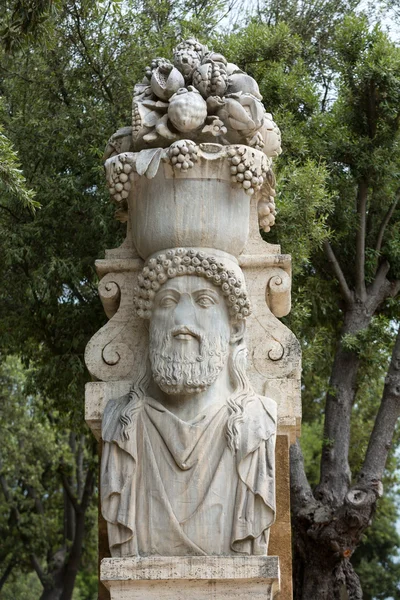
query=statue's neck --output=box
[148,364,233,422]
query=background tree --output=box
[1,1,400,599]
[0,358,97,600]
[220,5,400,597]
[0,1,240,598]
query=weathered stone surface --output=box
[101,556,280,600]
[100,261,277,557]
[269,435,293,600]
[85,36,303,600]
[85,250,301,441]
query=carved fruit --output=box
[168,88,207,133]
[226,62,242,76]
[151,63,184,101]
[227,73,262,99]
[192,61,228,98]
[262,113,282,157]
[174,41,204,83]
[202,51,227,68]
[105,154,134,206]
[228,145,269,196]
[167,139,199,171]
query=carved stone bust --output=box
[101,249,277,557]
[99,37,281,563]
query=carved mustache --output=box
[170,326,203,341]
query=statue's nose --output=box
[173,294,196,327]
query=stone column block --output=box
[101,556,280,600]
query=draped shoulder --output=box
[102,394,130,443]
[232,394,277,554]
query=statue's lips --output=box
[172,327,199,341]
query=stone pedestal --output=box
[101,556,280,600]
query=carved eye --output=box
[159,295,178,308]
[196,294,215,308]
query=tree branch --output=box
[69,3,114,104]
[0,203,21,222]
[359,327,400,489]
[76,435,86,501]
[367,263,400,315]
[374,197,398,260]
[290,441,317,515]
[366,260,391,311]
[30,554,47,588]
[323,239,353,305]
[315,303,376,506]
[59,470,79,513]
[80,463,95,512]
[0,560,15,592]
[355,179,368,300]
[26,484,45,516]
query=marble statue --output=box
[86,37,300,598]
[101,249,277,557]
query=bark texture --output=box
[292,278,400,598]
[292,174,400,598]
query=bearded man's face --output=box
[149,276,231,395]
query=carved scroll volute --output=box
[98,272,124,319]
[242,264,301,434]
[245,266,299,381]
[85,268,148,382]
[265,267,291,318]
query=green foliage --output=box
[71,570,97,600]
[0,0,60,51]
[274,160,334,274]
[0,118,38,210]
[0,1,400,597]
[1,571,43,599]
[0,356,97,596]
[352,494,400,600]
[300,420,324,486]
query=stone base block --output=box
[101,555,280,599]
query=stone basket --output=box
[127,144,268,260]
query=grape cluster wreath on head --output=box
[133,248,251,321]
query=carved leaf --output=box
[146,148,163,179]
[143,131,158,142]
[225,98,251,122]
[143,111,160,128]
[229,117,255,131]
[155,114,178,140]
[136,148,161,175]
[141,99,169,110]
[239,95,265,128]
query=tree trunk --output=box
[291,327,400,600]
[316,306,372,506]
[295,552,362,600]
[0,561,15,592]
[59,511,86,600]
[292,487,372,600]
[40,586,63,600]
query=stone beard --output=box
[149,322,229,395]
[101,270,277,558]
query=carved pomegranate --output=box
[192,61,228,98]
[150,60,184,101]
[168,88,207,132]
[173,38,204,83]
